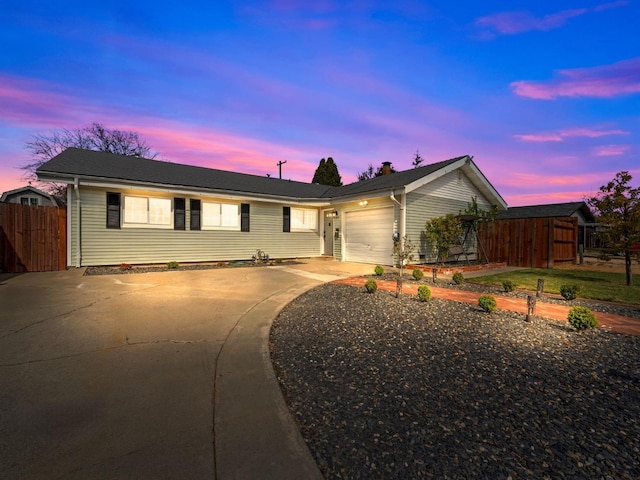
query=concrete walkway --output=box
[333,277,640,336]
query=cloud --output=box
[514,127,630,142]
[476,1,628,36]
[511,57,640,99]
[594,144,630,156]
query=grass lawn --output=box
[471,268,640,305]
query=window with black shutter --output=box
[174,198,186,230]
[190,199,201,230]
[283,206,291,232]
[241,203,250,232]
[106,192,121,229]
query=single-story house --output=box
[0,185,59,206]
[36,148,507,267]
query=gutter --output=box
[390,190,406,242]
[74,177,81,267]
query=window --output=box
[284,207,318,232]
[202,202,239,229]
[123,196,172,227]
[291,208,318,232]
[106,192,121,229]
[20,197,39,206]
[241,203,250,232]
[174,198,185,230]
[190,199,201,230]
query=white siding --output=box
[406,169,493,262]
[74,186,321,266]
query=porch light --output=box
[359,200,368,207]
[325,210,339,218]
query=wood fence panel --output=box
[479,216,577,268]
[0,204,67,273]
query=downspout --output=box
[74,177,81,268]
[390,190,406,241]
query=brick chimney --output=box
[381,161,392,176]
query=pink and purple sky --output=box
[1,0,638,206]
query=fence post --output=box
[536,278,544,298]
[432,268,438,283]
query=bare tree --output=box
[23,122,158,196]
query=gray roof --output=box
[322,157,465,198]
[36,148,470,201]
[498,202,595,222]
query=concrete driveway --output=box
[0,259,374,479]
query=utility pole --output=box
[277,160,287,179]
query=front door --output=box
[323,212,334,256]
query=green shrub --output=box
[275,258,283,264]
[365,279,378,293]
[417,284,431,302]
[560,283,580,301]
[374,265,384,276]
[167,261,179,269]
[412,268,424,281]
[478,294,497,313]
[452,272,464,285]
[502,280,515,293]
[568,306,598,330]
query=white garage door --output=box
[344,207,394,265]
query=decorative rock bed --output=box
[270,282,640,480]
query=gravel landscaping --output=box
[270,282,640,479]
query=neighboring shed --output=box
[0,185,59,206]
[478,202,595,268]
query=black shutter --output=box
[283,206,290,232]
[241,203,250,232]
[174,198,185,230]
[106,192,121,229]
[190,199,201,230]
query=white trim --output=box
[66,187,72,267]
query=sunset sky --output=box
[1,0,638,206]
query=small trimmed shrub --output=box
[417,284,431,302]
[365,279,378,293]
[412,268,424,281]
[374,265,384,276]
[452,272,464,285]
[560,283,580,301]
[478,294,497,313]
[119,263,132,271]
[167,261,179,269]
[275,258,283,264]
[502,280,515,293]
[568,306,598,331]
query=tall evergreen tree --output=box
[312,157,342,186]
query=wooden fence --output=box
[478,217,577,268]
[0,204,67,272]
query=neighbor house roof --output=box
[498,202,595,222]
[36,148,506,207]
